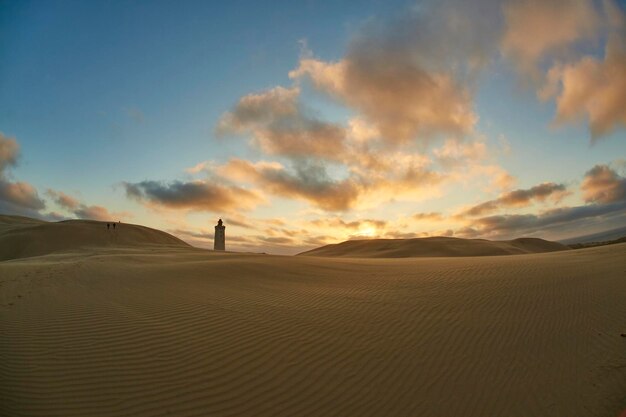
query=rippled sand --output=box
[2,243,625,416]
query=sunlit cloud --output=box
[47,189,131,221]
[0,133,46,215]
[503,0,626,139]
[541,33,626,139]
[502,0,602,79]
[217,86,348,161]
[217,159,361,211]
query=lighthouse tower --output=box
[214,219,225,251]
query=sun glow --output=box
[358,227,377,237]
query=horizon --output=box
[1,0,626,254]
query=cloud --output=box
[73,205,124,221]
[216,86,299,133]
[46,189,130,221]
[463,182,568,216]
[168,228,214,241]
[541,33,626,139]
[581,164,626,204]
[413,212,443,221]
[463,200,626,238]
[216,86,347,161]
[223,217,255,229]
[124,179,263,212]
[125,107,145,124]
[433,139,488,168]
[217,156,445,212]
[289,18,480,143]
[46,189,80,210]
[502,0,626,139]
[286,0,510,144]
[456,162,626,239]
[0,133,46,214]
[0,134,19,171]
[309,217,387,231]
[0,181,46,211]
[255,236,294,245]
[218,159,360,211]
[200,0,518,217]
[501,0,602,78]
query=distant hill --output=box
[559,225,626,245]
[0,215,189,261]
[568,236,626,250]
[298,236,570,258]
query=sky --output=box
[1,0,625,254]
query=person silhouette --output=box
[107,223,110,230]
[113,223,116,230]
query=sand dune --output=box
[299,236,570,258]
[0,215,189,261]
[1,217,625,416]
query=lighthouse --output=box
[214,219,225,251]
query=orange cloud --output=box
[0,133,19,171]
[217,159,361,211]
[287,1,500,144]
[0,133,46,214]
[46,189,131,221]
[542,34,626,139]
[413,212,443,221]
[290,58,476,143]
[216,155,445,212]
[46,189,80,210]
[502,0,601,78]
[216,86,347,161]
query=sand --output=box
[299,236,570,258]
[1,216,625,416]
[0,216,188,262]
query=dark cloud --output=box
[124,179,263,212]
[224,217,255,229]
[581,164,626,204]
[463,182,567,216]
[462,200,626,238]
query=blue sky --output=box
[1,0,625,253]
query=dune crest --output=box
[298,236,570,258]
[0,215,189,261]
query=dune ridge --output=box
[298,236,569,258]
[0,215,189,261]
